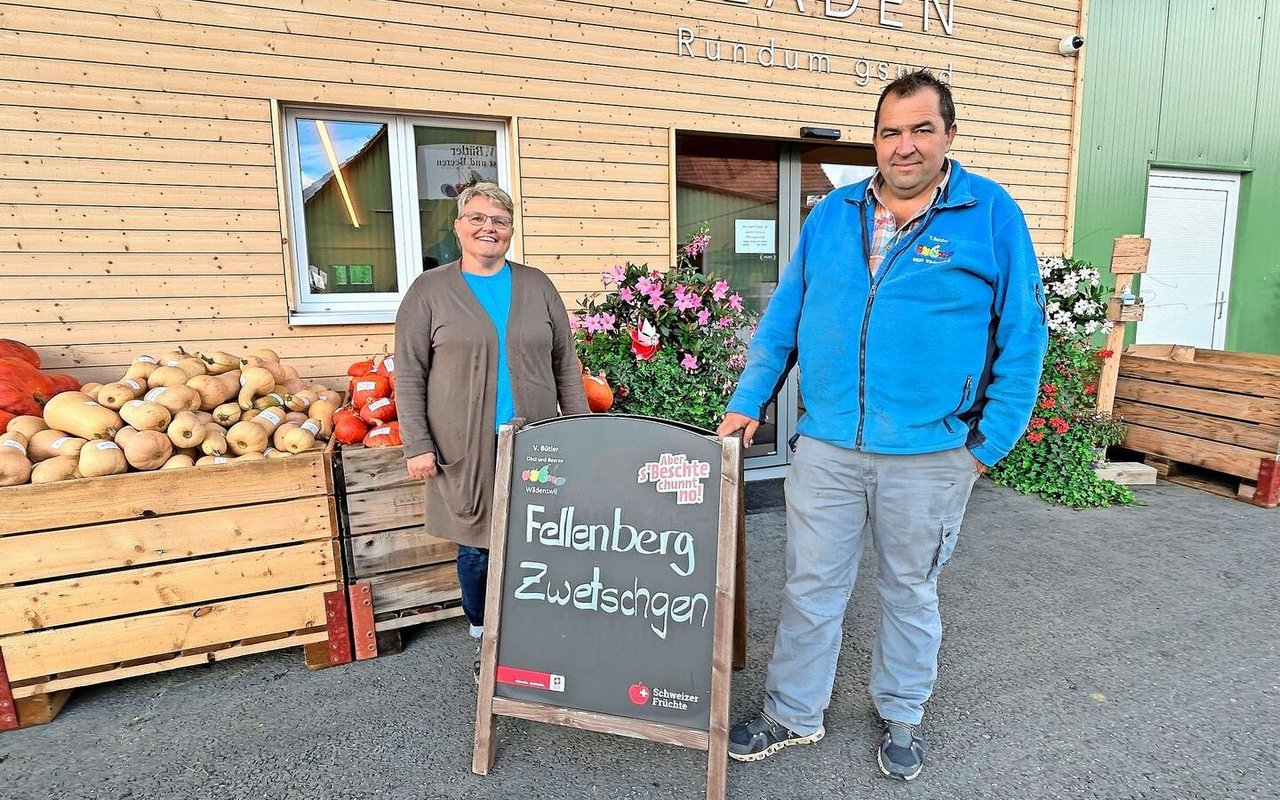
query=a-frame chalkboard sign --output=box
[473,414,741,800]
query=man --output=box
[716,71,1048,781]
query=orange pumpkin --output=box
[0,339,39,368]
[583,372,613,413]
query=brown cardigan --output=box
[393,260,589,548]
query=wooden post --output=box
[1095,235,1150,415]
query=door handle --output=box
[1216,291,1226,320]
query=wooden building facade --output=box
[2,0,1086,389]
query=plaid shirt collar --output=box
[865,159,951,274]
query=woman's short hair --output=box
[456,182,514,217]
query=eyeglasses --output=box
[458,212,513,231]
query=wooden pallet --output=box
[1116,345,1280,508]
[0,447,350,731]
[335,445,464,660]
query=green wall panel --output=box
[1074,0,1280,355]
[1157,1,1264,166]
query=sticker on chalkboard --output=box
[637,452,711,505]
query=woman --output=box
[394,183,589,681]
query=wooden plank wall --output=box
[0,0,1082,385]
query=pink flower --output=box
[583,313,617,334]
[683,233,711,259]
[647,293,667,310]
[636,276,656,295]
[619,287,635,304]
[717,316,734,328]
[696,308,711,327]
[711,279,730,301]
[609,263,627,283]
[680,352,699,372]
[674,285,702,312]
[728,293,743,311]
[569,314,584,332]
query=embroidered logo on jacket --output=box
[916,243,952,259]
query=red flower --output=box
[1098,349,1115,360]
[1029,417,1046,429]
[1048,417,1070,434]
[1084,383,1097,395]
[1041,383,1059,394]
[1039,398,1057,410]
[1026,431,1045,443]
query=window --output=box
[283,109,509,323]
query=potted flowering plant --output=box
[987,256,1134,508]
[572,225,758,431]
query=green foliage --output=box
[573,224,757,431]
[987,256,1135,509]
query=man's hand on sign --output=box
[406,452,438,480]
[716,412,759,448]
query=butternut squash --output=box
[238,367,276,410]
[187,371,240,411]
[122,355,158,383]
[167,411,207,449]
[79,382,104,397]
[253,391,287,410]
[161,453,195,470]
[307,399,339,439]
[31,454,78,484]
[200,422,229,456]
[78,439,128,477]
[197,350,240,375]
[284,411,309,426]
[250,406,287,435]
[236,452,267,462]
[226,420,269,455]
[196,454,234,467]
[96,379,146,410]
[158,349,187,367]
[249,347,281,362]
[43,392,123,441]
[274,420,317,454]
[173,356,208,378]
[119,428,172,471]
[263,447,291,460]
[212,402,242,427]
[192,410,214,426]
[120,399,171,432]
[6,414,48,438]
[28,428,86,461]
[143,385,201,415]
[0,433,32,486]
[240,356,286,384]
[284,390,315,412]
[146,365,190,388]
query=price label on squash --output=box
[145,388,168,401]
[367,398,392,412]
[1,439,25,453]
[94,441,120,451]
[356,381,377,392]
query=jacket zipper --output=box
[942,374,974,434]
[854,207,937,449]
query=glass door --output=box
[676,135,875,471]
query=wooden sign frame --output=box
[473,418,742,800]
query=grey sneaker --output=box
[877,719,925,781]
[728,713,825,762]
[473,643,481,685]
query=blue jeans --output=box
[762,436,979,733]
[456,545,489,634]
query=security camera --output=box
[1058,34,1084,55]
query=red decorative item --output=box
[0,339,39,369]
[359,395,397,425]
[583,373,613,413]
[628,320,660,361]
[362,421,402,448]
[349,374,391,408]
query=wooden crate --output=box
[336,444,463,660]
[1115,345,1280,507]
[0,448,350,730]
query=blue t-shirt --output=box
[462,264,515,432]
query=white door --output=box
[1139,169,1240,348]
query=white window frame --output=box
[282,107,510,325]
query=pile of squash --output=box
[334,352,401,447]
[0,345,341,487]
